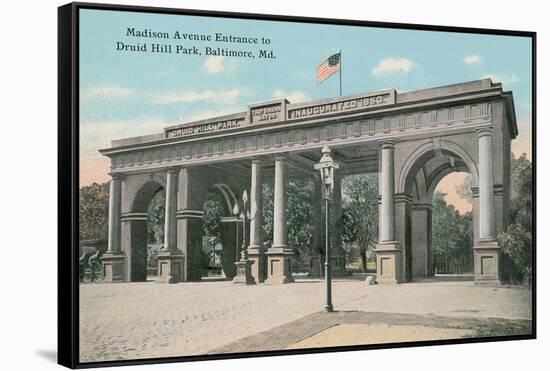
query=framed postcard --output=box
[58,2,536,368]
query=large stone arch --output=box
[121,175,166,282]
[395,137,480,281]
[398,139,479,197]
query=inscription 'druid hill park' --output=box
[166,118,243,138]
[288,91,395,120]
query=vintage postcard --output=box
[60,2,535,367]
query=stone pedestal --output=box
[247,246,267,283]
[330,255,347,277]
[102,253,125,282]
[309,255,323,278]
[157,251,185,284]
[233,252,256,285]
[474,240,501,285]
[375,242,402,284]
[265,247,295,284]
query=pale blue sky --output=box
[79,8,533,189]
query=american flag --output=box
[317,52,341,85]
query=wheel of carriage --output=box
[91,261,104,282]
[82,267,94,283]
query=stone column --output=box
[330,174,346,276]
[479,128,496,240]
[103,173,125,282]
[380,141,396,242]
[273,157,287,247]
[375,140,402,284]
[176,167,206,281]
[247,159,266,283]
[266,156,294,284]
[474,127,501,284]
[164,168,178,251]
[157,167,185,283]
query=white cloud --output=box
[203,56,237,75]
[82,85,135,99]
[152,89,242,104]
[204,56,225,74]
[464,54,482,65]
[372,58,414,77]
[482,73,520,85]
[272,89,309,103]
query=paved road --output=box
[79,279,531,362]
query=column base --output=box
[232,258,256,285]
[375,242,402,284]
[247,245,267,283]
[102,253,125,283]
[156,250,185,284]
[474,240,501,285]
[265,246,294,284]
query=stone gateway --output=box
[100,79,517,285]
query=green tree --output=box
[497,153,532,284]
[510,153,532,230]
[286,178,314,256]
[262,182,274,243]
[203,196,224,243]
[147,190,165,244]
[498,224,532,284]
[431,191,472,261]
[262,177,314,256]
[79,182,109,240]
[455,174,474,203]
[341,174,379,272]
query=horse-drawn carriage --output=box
[79,250,103,283]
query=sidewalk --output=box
[212,309,532,354]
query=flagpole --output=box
[339,50,342,97]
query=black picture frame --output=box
[58,2,537,368]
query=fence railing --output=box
[433,254,473,274]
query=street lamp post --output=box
[232,190,256,285]
[314,145,340,312]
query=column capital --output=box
[379,138,397,148]
[108,172,124,181]
[274,154,287,162]
[166,166,180,175]
[394,193,413,204]
[412,203,433,212]
[476,125,494,137]
[251,157,264,165]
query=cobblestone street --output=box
[79,279,532,362]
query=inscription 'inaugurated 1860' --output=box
[288,91,395,120]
